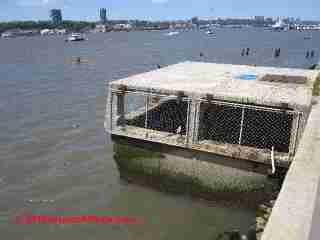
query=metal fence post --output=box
[145,95,149,129]
[238,107,245,145]
[187,99,200,146]
[116,92,126,129]
[109,92,114,131]
[185,98,191,146]
[290,112,301,156]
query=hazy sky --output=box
[0,0,319,21]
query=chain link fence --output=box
[197,100,301,155]
[108,91,148,139]
[107,89,302,155]
[108,90,189,145]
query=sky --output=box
[0,0,319,21]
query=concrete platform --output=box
[106,62,319,169]
[110,61,319,111]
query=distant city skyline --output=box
[0,0,319,21]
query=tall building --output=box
[100,8,107,24]
[50,9,62,25]
[254,16,265,21]
[191,17,199,25]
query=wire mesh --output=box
[107,91,117,132]
[108,91,148,138]
[144,95,189,144]
[197,100,300,154]
[107,90,301,155]
[109,91,189,145]
[146,96,188,134]
[198,103,242,145]
[124,92,147,128]
[241,108,294,153]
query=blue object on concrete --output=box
[237,74,257,80]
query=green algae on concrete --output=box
[308,64,320,96]
[312,75,320,96]
[113,141,280,205]
[114,141,165,174]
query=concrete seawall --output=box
[261,97,320,240]
[113,135,281,207]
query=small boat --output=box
[165,31,179,36]
[1,33,14,38]
[65,57,96,65]
[205,30,215,35]
[271,19,286,31]
[304,36,312,40]
[66,33,86,42]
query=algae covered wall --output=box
[113,137,280,205]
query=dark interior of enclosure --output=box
[199,103,242,144]
[199,103,293,153]
[126,99,188,135]
[242,109,293,153]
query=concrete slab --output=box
[110,61,319,111]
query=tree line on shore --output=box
[0,21,96,33]
[0,20,173,33]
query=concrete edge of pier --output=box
[261,97,320,240]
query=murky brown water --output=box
[0,29,319,239]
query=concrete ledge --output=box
[261,97,320,240]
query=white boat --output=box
[1,32,14,38]
[205,30,215,35]
[165,31,179,36]
[66,33,86,42]
[271,19,287,31]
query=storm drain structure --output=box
[105,62,318,168]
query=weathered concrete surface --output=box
[113,136,280,205]
[261,97,320,240]
[110,61,319,111]
[309,180,320,240]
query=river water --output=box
[0,28,319,239]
